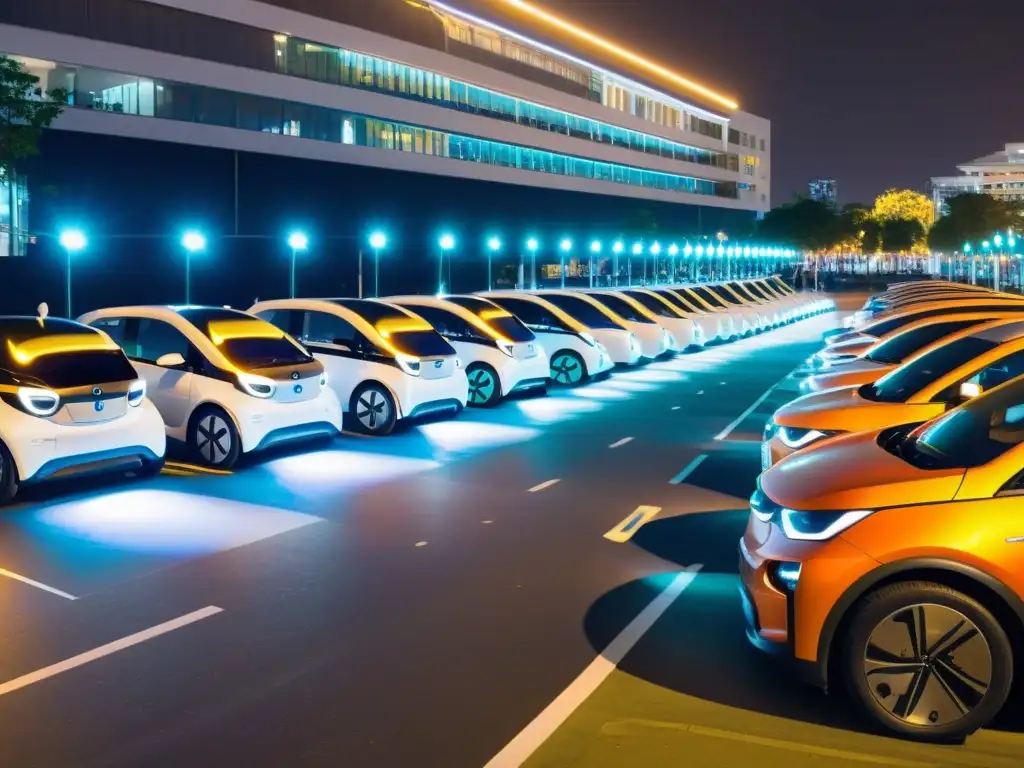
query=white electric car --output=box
[385,296,548,407]
[663,286,752,338]
[686,284,766,334]
[741,279,802,320]
[0,311,165,503]
[581,290,698,352]
[485,291,637,371]
[537,291,667,360]
[250,298,467,435]
[723,281,789,325]
[616,289,714,347]
[649,287,738,342]
[79,306,342,468]
[466,294,613,386]
[704,283,773,330]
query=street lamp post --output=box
[369,231,387,297]
[668,244,679,284]
[526,238,539,289]
[559,238,572,289]
[649,242,662,286]
[695,244,705,281]
[612,241,624,287]
[630,242,642,286]
[716,244,725,280]
[589,240,601,288]
[979,240,990,287]
[726,246,735,280]
[180,230,206,305]
[994,234,1004,291]
[59,229,86,318]
[287,231,308,299]
[438,234,455,294]
[486,236,501,292]
[683,243,693,281]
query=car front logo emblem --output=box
[94,401,105,412]
[92,387,103,396]
[293,384,303,394]
[435,361,443,368]
[291,371,300,380]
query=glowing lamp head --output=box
[683,244,693,257]
[963,242,972,253]
[59,229,87,252]
[487,236,502,252]
[612,241,624,254]
[369,232,387,250]
[650,242,662,255]
[744,246,752,256]
[716,245,725,257]
[668,244,679,256]
[590,240,602,254]
[695,245,705,256]
[526,238,539,252]
[995,235,1004,248]
[439,234,456,251]
[181,231,206,253]
[631,242,643,255]
[559,238,572,252]
[983,240,991,250]
[288,232,309,251]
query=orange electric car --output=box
[741,374,1024,741]
[764,319,1024,469]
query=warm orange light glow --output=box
[501,0,739,111]
[479,308,513,320]
[8,333,119,364]
[375,317,434,338]
[208,319,285,345]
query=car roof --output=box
[0,316,99,341]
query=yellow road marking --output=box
[603,506,661,544]
[163,461,233,476]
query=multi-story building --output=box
[808,178,836,206]
[0,0,772,307]
[932,142,1024,217]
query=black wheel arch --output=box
[817,558,1024,692]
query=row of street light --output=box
[54,227,797,316]
[960,230,1018,290]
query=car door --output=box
[296,310,366,411]
[131,317,197,429]
[408,306,483,362]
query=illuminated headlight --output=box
[17,386,60,417]
[579,332,597,347]
[396,353,422,377]
[780,508,873,541]
[762,420,779,441]
[319,371,329,389]
[497,340,516,358]
[778,426,837,449]
[237,372,276,399]
[767,561,802,592]
[127,379,146,407]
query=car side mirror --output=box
[959,382,982,400]
[156,352,186,368]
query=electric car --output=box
[743,279,809,321]
[249,298,467,435]
[580,290,697,351]
[79,306,341,468]
[743,375,1024,741]
[465,294,613,386]
[621,288,722,344]
[650,287,739,341]
[486,291,641,367]
[718,282,787,326]
[385,296,548,407]
[763,318,1024,469]
[767,276,833,314]
[0,310,165,503]
[678,285,761,335]
[539,290,668,359]
[706,283,776,329]
[846,283,993,328]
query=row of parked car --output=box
[742,279,1024,743]
[0,277,829,504]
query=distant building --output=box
[932,142,1024,217]
[808,178,837,206]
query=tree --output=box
[928,193,1023,252]
[757,198,839,251]
[882,218,925,253]
[873,188,934,229]
[0,55,67,255]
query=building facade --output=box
[808,178,836,206]
[931,142,1024,217]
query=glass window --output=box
[863,337,1000,403]
[253,308,300,336]
[962,350,1024,394]
[406,305,486,342]
[5,349,137,389]
[705,286,741,306]
[134,318,191,364]
[661,289,700,313]
[624,290,678,318]
[865,321,987,365]
[866,305,1024,337]
[584,293,654,323]
[88,316,130,346]
[301,311,357,345]
[687,287,726,308]
[540,294,622,329]
[488,297,571,332]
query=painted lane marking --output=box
[696,390,705,395]
[163,461,233,476]
[482,565,703,768]
[0,568,77,601]
[527,479,561,493]
[604,506,661,543]
[0,606,224,698]
[608,437,634,449]
[669,454,708,485]
[714,377,787,441]
[415,541,428,547]
[671,406,681,411]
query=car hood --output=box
[828,330,871,346]
[762,430,965,511]
[806,361,892,393]
[772,385,927,432]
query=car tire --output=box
[550,350,587,387]
[0,440,20,505]
[132,456,165,479]
[351,382,398,435]
[841,580,1013,743]
[188,406,242,469]
[465,363,502,407]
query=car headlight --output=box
[396,353,421,377]
[780,508,873,541]
[236,372,276,399]
[319,371,329,389]
[497,340,516,358]
[579,332,597,347]
[127,379,146,407]
[778,426,837,449]
[17,386,60,417]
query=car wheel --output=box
[0,440,19,505]
[188,406,242,469]
[842,581,1013,742]
[132,456,165,479]
[351,382,398,435]
[550,350,587,386]
[465,363,502,407]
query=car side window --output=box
[301,311,357,347]
[255,308,299,336]
[409,306,482,341]
[88,316,129,347]
[134,318,192,364]
[492,298,565,330]
[967,350,1024,393]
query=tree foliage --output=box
[0,55,67,178]
[881,218,925,253]
[757,198,838,250]
[872,188,934,229]
[927,193,1024,252]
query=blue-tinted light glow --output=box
[668,244,679,256]
[439,234,456,250]
[181,231,206,252]
[59,229,87,252]
[650,242,662,255]
[488,236,502,251]
[632,242,643,255]
[527,237,539,251]
[369,231,387,249]
[560,238,573,252]
[590,240,602,253]
[612,241,624,253]
[288,231,309,251]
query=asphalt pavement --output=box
[1,302,1016,768]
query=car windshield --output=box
[744,283,773,301]
[624,291,678,318]
[705,286,741,306]
[663,289,701,313]
[540,294,622,329]
[329,298,413,325]
[388,331,456,357]
[584,293,654,323]
[861,337,999,403]
[180,307,312,368]
[865,320,984,364]
[688,286,727,308]
[868,304,1024,337]
[906,381,1024,469]
[3,349,137,389]
[444,297,536,342]
[0,318,138,388]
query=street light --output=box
[526,237,539,289]
[668,244,679,283]
[59,229,86,318]
[726,246,735,279]
[438,233,455,294]
[612,240,624,286]
[629,241,643,286]
[368,231,387,297]
[486,236,501,291]
[559,238,572,289]
[287,231,309,299]
[589,240,601,288]
[180,230,206,305]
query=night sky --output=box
[544,0,1024,206]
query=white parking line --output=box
[0,568,77,601]
[714,378,786,441]
[608,437,634,449]
[527,479,561,493]
[0,606,224,698]
[482,565,703,768]
[669,454,708,485]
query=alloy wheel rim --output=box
[468,370,495,404]
[197,415,231,464]
[551,354,582,385]
[863,603,992,727]
[357,389,389,430]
